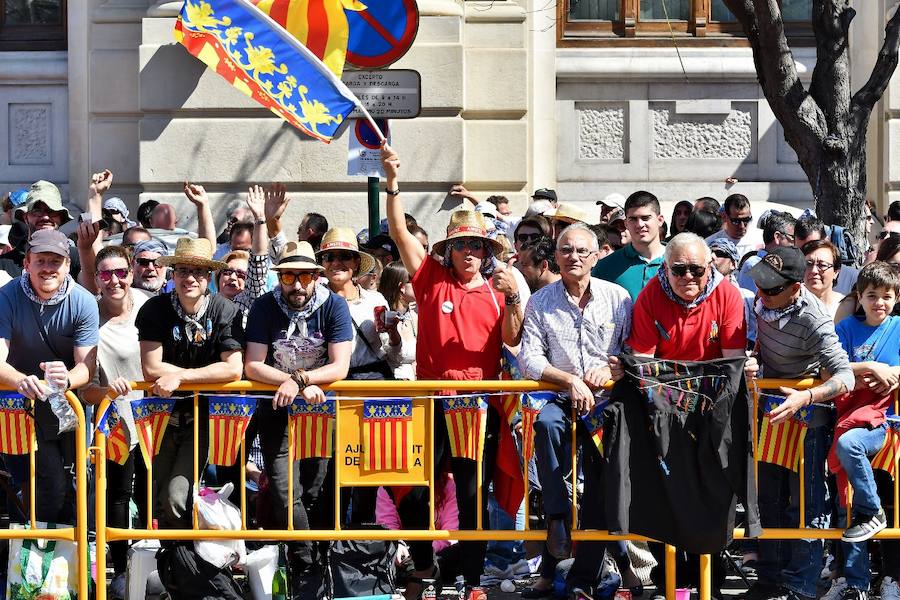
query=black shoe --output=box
[838,588,868,600]
[842,508,887,543]
[546,517,572,560]
[739,583,784,600]
[521,585,554,599]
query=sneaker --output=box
[821,578,848,600]
[882,577,900,600]
[571,588,595,600]
[838,588,867,600]
[842,509,887,542]
[109,573,127,600]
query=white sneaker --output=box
[821,577,848,600]
[108,573,127,600]
[882,576,900,600]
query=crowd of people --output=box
[1,145,900,600]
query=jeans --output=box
[836,424,886,591]
[533,398,574,518]
[757,424,831,598]
[485,490,525,570]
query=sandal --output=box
[403,564,441,600]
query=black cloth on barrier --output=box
[602,354,761,554]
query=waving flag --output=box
[520,392,552,462]
[0,393,32,455]
[289,395,335,459]
[871,419,900,479]
[97,401,130,465]
[175,0,360,142]
[133,398,176,467]
[208,396,257,466]
[756,398,812,472]
[442,395,488,460]
[581,399,608,457]
[362,398,412,471]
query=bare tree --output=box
[721,0,900,259]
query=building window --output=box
[1,0,67,51]
[560,0,812,46]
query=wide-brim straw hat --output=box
[432,210,504,256]
[316,227,376,275]
[157,237,228,270]
[544,202,591,226]
[272,240,325,272]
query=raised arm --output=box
[76,220,102,293]
[184,182,216,249]
[381,145,425,277]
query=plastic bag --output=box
[44,362,76,433]
[194,483,246,569]
[6,522,77,600]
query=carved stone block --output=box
[577,102,626,160]
[9,103,52,166]
[650,102,753,160]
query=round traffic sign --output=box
[355,118,390,149]
[345,0,419,68]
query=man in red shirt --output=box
[382,146,523,600]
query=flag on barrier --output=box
[208,396,257,466]
[581,399,608,457]
[0,392,31,456]
[871,419,900,479]
[756,398,812,472]
[174,0,359,142]
[362,398,412,471]
[442,395,488,460]
[289,396,335,459]
[520,392,552,462]
[133,398,176,467]
[96,401,130,465]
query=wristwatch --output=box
[255,218,266,225]
[385,188,400,196]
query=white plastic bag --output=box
[245,545,279,600]
[194,483,246,569]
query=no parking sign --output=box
[348,118,390,177]
[345,0,419,68]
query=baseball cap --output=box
[362,234,400,262]
[748,246,805,290]
[531,188,557,203]
[27,229,70,257]
[596,192,625,208]
[607,207,626,225]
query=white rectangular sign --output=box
[342,69,421,119]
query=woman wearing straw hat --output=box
[381,146,524,600]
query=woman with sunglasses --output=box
[78,245,148,599]
[801,239,844,318]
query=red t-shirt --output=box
[627,277,746,361]
[412,256,505,379]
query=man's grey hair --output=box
[664,232,712,265]
[225,198,250,218]
[556,222,599,251]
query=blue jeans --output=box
[486,490,526,569]
[836,424,886,591]
[757,424,831,598]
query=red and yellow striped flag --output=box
[442,395,488,460]
[756,399,812,472]
[133,398,176,468]
[581,398,608,457]
[871,420,900,479]
[362,398,412,471]
[289,396,335,459]
[97,401,131,466]
[208,396,257,466]
[0,393,32,455]
[521,392,552,462]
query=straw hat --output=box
[272,241,325,271]
[157,238,227,270]
[433,210,504,255]
[544,202,591,226]
[316,227,376,275]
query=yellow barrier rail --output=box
[88,377,893,600]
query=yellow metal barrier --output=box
[89,378,896,600]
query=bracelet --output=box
[64,376,71,391]
[255,219,266,225]
[385,188,400,196]
[505,292,521,306]
[807,389,814,405]
[291,369,309,390]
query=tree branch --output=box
[851,3,900,123]
[809,0,853,139]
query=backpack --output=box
[827,224,859,266]
[156,543,244,600]
[328,536,397,598]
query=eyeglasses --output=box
[135,257,159,268]
[759,284,790,296]
[220,268,247,280]
[805,260,834,272]
[516,233,542,244]
[669,263,707,278]
[777,230,796,243]
[97,268,129,282]
[728,216,753,225]
[321,251,356,263]
[879,231,900,240]
[173,266,211,279]
[450,239,485,252]
[558,246,595,258]
[278,271,319,286]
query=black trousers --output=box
[106,450,148,573]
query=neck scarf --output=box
[755,288,807,324]
[20,272,73,307]
[274,282,331,339]
[657,265,722,309]
[170,292,211,345]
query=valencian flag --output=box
[442,395,488,460]
[289,395,335,459]
[133,398,177,467]
[208,396,257,466]
[96,401,130,465]
[362,398,412,471]
[175,0,360,142]
[871,419,900,479]
[581,399,608,457]
[499,347,522,426]
[756,397,813,472]
[520,392,552,462]
[0,392,32,455]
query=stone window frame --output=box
[0,0,67,51]
[558,0,813,47]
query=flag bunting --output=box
[133,398,177,468]
[362,398,412,471]
[442,395,488,460]
[756,398,812,472]
[0,393,32,456]
[520,392,553,462]
[289,395,336,459]
[97,401,130,465]
[208,395,258,466]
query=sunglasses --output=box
[759,283,790,296]
[278,271,319,286]
[879,231,900,240]
[777,230,795,243]
[669,263,706,278]
[516,233,542,244]
[728,216,753,225]
[173,266,211,279]
[135,257,159,268]
[450,239,485,252]
[220,268,247,280]
[97,268,129,282]
[321,251,356,263]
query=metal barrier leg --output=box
[95,433,108,600]
[699,553,711,600]
[75,403,89,599]
[665,544,676,599]
[193,392,200,529]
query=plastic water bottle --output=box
[44,362,76,433]
[422,579,437,600]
